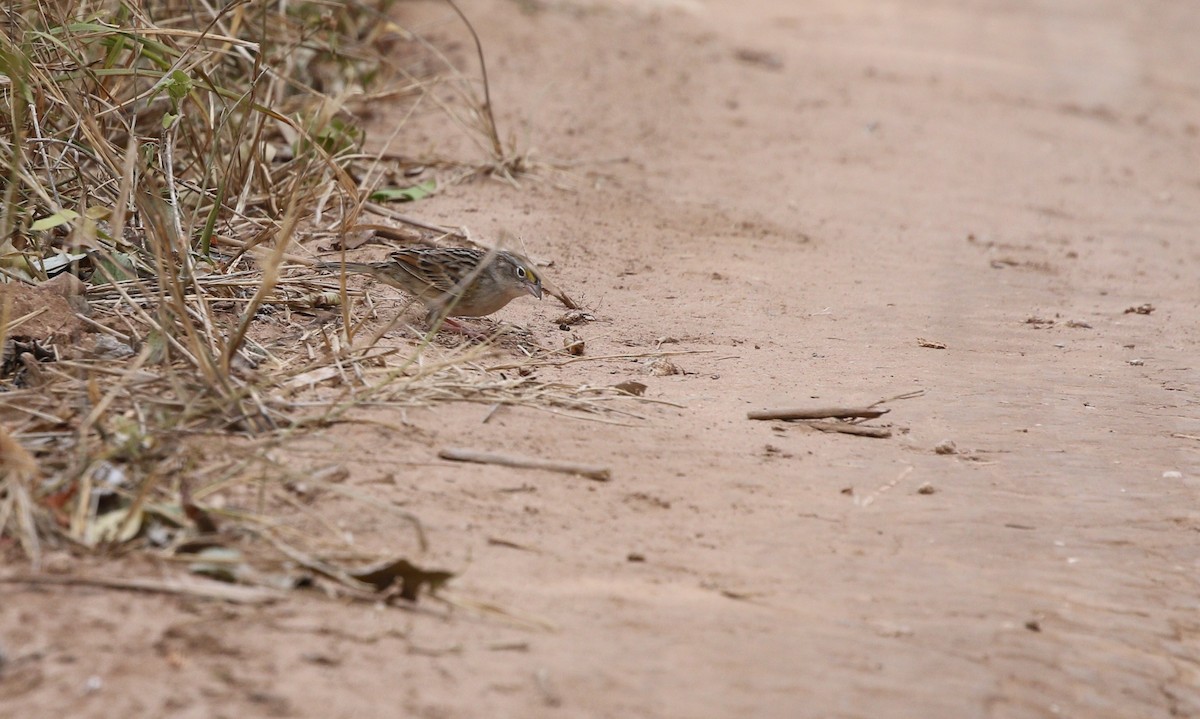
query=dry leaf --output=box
[349,558,455,601]
[613,381,647,396]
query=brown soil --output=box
[5,0,1200,716]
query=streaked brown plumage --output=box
[317,247,543,327]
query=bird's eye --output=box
[516,266,527,279]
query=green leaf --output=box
[310,116,364,154]
[369,180,436,203]
[30,209,80,231]
[162,111,178,129]
[165,69,192,102]
[88,252,139,285]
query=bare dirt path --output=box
[5,1,1199,717]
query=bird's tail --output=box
[315,261,380,275]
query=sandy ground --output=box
[5,0,1200,716]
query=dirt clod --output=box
[933,440,958,455]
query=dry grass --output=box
[0,0,630,602]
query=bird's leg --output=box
[425,309,488,340]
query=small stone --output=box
[1127,358,1144,366]
[933,440,958,455]
[1162,471,1183,479]
[90,334,135,360]
[733,48,783,70]
[645,358,680,376]
[917,482,936,495]
[627,553,645,563]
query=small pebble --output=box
[1127,358,1144,366]
[1162,471,1183,479]
[917,482,936,495]
[90,334,135,359]
[933,439,958,455]
[627,553,645,563]
[645,358,680,376]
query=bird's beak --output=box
[527,283,543,300]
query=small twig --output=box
[805,421,892,439]
[487,537,538,552]
[871,389,926,406]
[442,0,504,160]
[73,312,132,342]
[439,447,611,482]
[161,116,186,247]
[536,274,579,310]
[262,533,375,593]
[481,403,503,423]
[362,202,466,238]
[3,306,48,334]
[0,573,284,605]
[748,406,889,421]
[487,349,710,372]
[857,466,914,507]
[749,390,923,422]
[1171,433,1200,442]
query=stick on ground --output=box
[0,573,284,605]
[747,406,890,421]
[804,421,893,438]
[439,447,611,481]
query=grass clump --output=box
[0,0,465,581]
[0,2,626,601]
[0,0,417,569]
